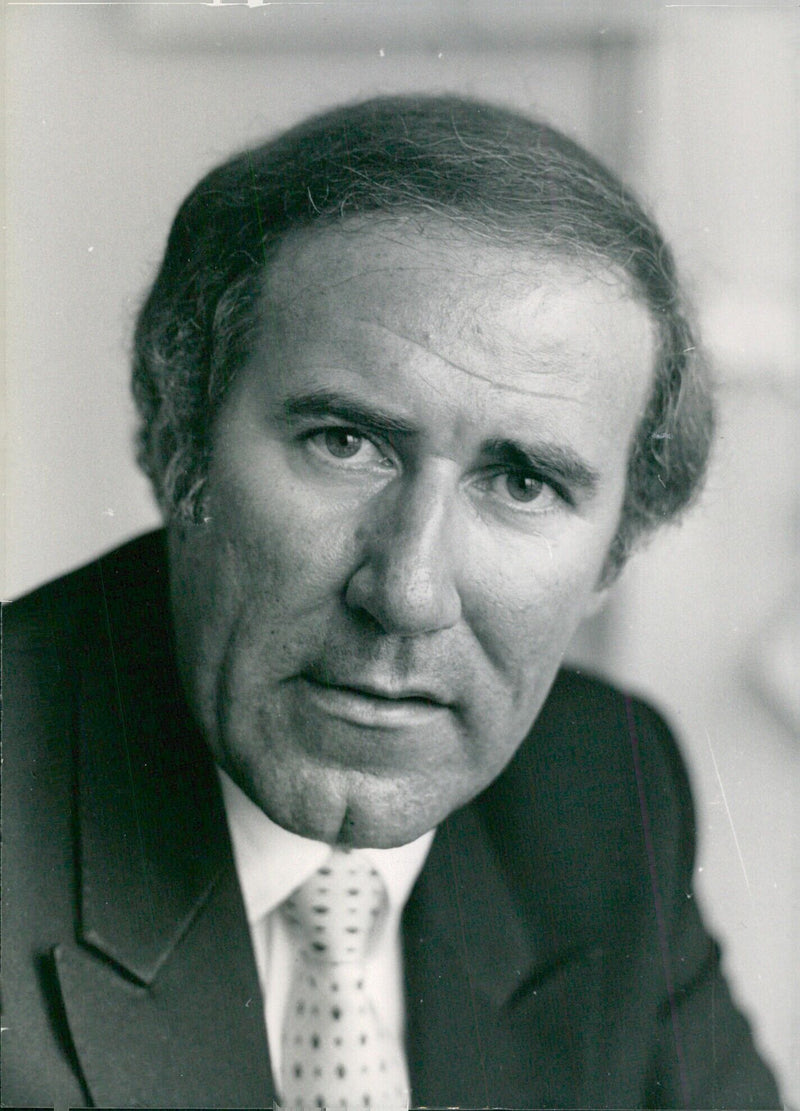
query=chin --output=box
[330,807,436,850]
[304,791,445,849]
[239,758,462,848]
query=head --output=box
[132,95,713,846]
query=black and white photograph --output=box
[3,2,798,1107]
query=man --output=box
[1,95,781,1109]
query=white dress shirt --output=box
[217,769,435,1094]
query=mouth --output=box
[296,671,453,728]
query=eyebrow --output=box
[483,439,600,498]
[279,388,600,495]
[280,389,416,438]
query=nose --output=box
[345,468,462,635]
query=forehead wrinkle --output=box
[265,256,497,317]
[267,264,414,309]
[476,327,589,388]
[263,231,548,324]
[356,317,578,402]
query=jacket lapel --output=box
[403,801,537,1107]
[402,701,614,1109]
[52,543,274,1107]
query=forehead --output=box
[253,218,656,443]
[263,217,652,353]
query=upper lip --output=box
[301,670,453,707]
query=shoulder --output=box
[3,531,170,704]
[477,667,696,943]
[1,531,176,1106]
[540,665,679,743]
[2,529,173,803]
[3,529,169,647]
[530,666,691,818]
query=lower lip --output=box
[298,677,449,729]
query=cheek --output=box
[466,532,608,669]
[208,461,355,613]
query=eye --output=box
[322,428,366,459]
[304,426,393,470]
[481,468,560,513]
[503,471,545,503]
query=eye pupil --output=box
[324,429,362,458]
[506,472,543,502]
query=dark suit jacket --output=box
[2,532,780,1109]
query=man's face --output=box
[168,221,655,848]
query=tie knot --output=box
[280,851,388,964]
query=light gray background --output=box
[5,1,798,1100]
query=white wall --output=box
[580,8,800,1098]
[647,10,797,1096]
[5,2,798,1102]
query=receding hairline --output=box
[254,211,652,331]
[238,215,658,501]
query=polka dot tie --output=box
[278,850,409,1111]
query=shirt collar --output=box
[217,768,435,927]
